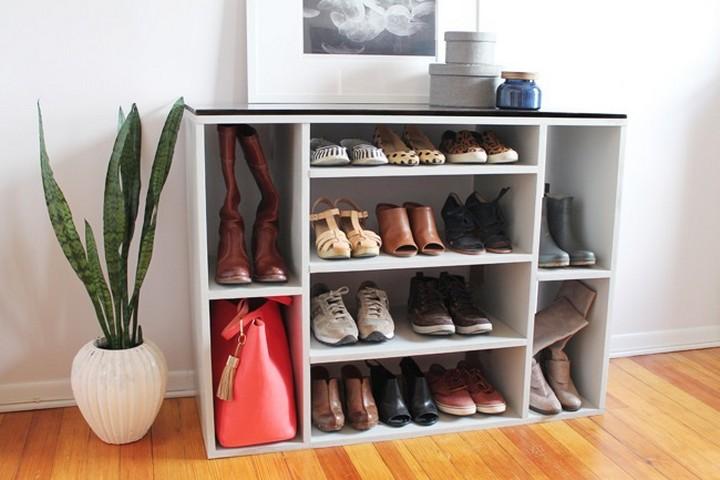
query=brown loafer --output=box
[375,203,418,257]
[403,202,445,256]
[342,365,379,430]
[311,367,344,432]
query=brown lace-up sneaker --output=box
[457,361,506,414]
[438,272,492,334]
[408,273,455,335]
[474,130,519,164]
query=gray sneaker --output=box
[356,281,395,342]
[311,284,358,346]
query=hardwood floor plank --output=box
[212,454,257,478]
[50,408,90,480]
[344,443,394,480]
[486,429,551,479]
[590,413,699,479]
[610,361,720,443]
[567,418,668,479]
[431,433,495,480]
[14,408,63,480]
[178,397,217,479]
[631,355,720,410]
[674,351,720,383]
[315,447,362,480]
[374,441,430,480]
[0,411,33,480]
[680,348,720,371]
[402,437,465,480]
[152,399,192,480]
[283,449,328,480]
[252,452,293,480]
[459,430,533,479]
[119,432,153,480]
[85,430,120,480]
[536,421,633,479]
[499,426,595,479]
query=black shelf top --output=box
[186,103,626,119]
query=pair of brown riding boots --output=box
[215,125,287,284]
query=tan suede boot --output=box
[544,348,582,411]
[529,358,561,415]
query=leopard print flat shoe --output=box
[439,130,488,164]
[373,126,420,166]
[402,126,445,165]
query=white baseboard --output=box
[3,328,719,412]
[0,370,196,413]
[610,325,720,358]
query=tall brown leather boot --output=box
[237,125,288,283]
[215,125,251,285]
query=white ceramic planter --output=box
[71,339,167,444]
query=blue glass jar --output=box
[496,72,541,110]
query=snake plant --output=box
[38,98,185,349]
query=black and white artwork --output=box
[303,0,436,56]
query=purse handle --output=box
[220,296,293,341]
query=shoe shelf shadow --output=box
[309,310,526,364]
[309,250,533,274]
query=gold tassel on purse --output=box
[216,319,247,401]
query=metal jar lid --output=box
[501,71,537,80]
[429,63,501,77]
[444,31,497,42]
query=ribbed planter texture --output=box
[71,339,167,444]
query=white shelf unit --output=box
[184,109,625,458]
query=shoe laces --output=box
[443,279,478,314]
[462,367,494,393]
[442,369,468,393]
[324,286,350,320]
[359,287,386,320]
[417,280,444,310]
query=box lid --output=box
[444,31,497,42]
[429,63,501,77]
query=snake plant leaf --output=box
[130,98,184,322]
[84,220,115,344]
[38,104,90,284]
[38,104,109,340]
[103,106,139,342]
[120,105,142,283]
[117,107,125,133]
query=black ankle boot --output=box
[441,193,485,254]
[399,357,438,426]
[465,187,513,254]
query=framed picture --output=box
[246,0,479,104]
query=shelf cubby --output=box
[184,107,625,458]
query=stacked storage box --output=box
[429,32,501,108]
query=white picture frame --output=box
[246,0,479,104]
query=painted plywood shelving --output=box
[184,105,625,458]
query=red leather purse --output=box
[211,296,297,447]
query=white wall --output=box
[1,0,719,408]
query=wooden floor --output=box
[2,348,719,479]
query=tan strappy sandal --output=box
[334,198,382,258]
[311,198,352,259]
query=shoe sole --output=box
[436,401,477,416]
[446,152,488,163]
[351,159,388,166]
[476,403,506,414]
[456,324,493,335]
[411,323,455,335]
[529,405,561,415]
[569,259,596,266]
[360,331,394,343]
[215,275,252,285]
[253,275,288,283]
[449,247,486,255]
[352,247,380,258]
[486,247,513,254]
[539,259,571,268]
[313,334,358,346]
[486,153,519,164]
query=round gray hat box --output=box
[429,63,501,107]
[445,31,497,65]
